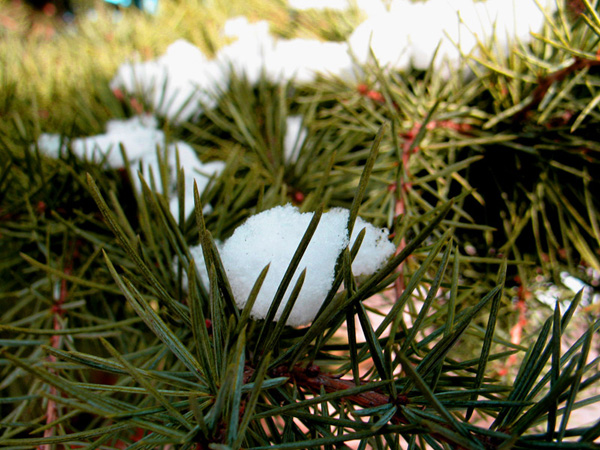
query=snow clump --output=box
[110,19,354,122]
[348,0,557,73]
[110,20,353,122]
[217,17,353,84]
[37,115,224,218]
[110,40,220,122]
[283,115,308,163]
[38,115,163,167]
[110,0,556,122]
[191,204,396,327]
[217,17,275,85]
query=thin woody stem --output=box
[516,56,600,121]
[39,267,70,450]
[291,365,392,409]
[288,364,506,450]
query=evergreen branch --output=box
[285,364,519,450]
[516,56,600,121]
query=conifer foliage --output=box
[0,1,599,449]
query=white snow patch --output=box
[348,210,397,276]
[533,269,600,308]
[186,239,223,290]
[110,20,354,122]
[38,115,162,167]
[284,115,307,163]
[217,18,353,84]
[216,18,275,85]
[37,115,224,218]
[110,40,220,123]
[560,271,600,306]
[534,283,563,308]
[266,38,353,83]
[193,204,395,326]
[348,0,556,73]
[135,142,225,219]
[354,0,388,17]
[109,1,556,121]
[560,271,588,294]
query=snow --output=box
[347,0,556,72]
[39,115,162,167]
[560,271,600,306]
[346,209,397,276]
[191,204,396,326]
[348,9,412,70]
[266,38,353,84]
[110,40,220,123]
[37,115,224,218]
[531,269,600,309]
[354,0,387,17]
[43,0,562,325]
[284,115,307,163]
[134,142,225,219]
[217,17,275,85]
[110,19,353,122]
[217,17,353,84]
[109,1,555,123]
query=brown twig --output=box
[286,364,506,450]
[39,240,83,450]
[39,269,69,450]
[392,119,471,297]
[291,364,393,409]
[516,56,600,122]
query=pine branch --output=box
[516,56,600,121]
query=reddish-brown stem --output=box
[39,285,67,450]
[288,365,501,449]
[393,119,472,295]
[516,56,600,121]
[39,245,79,450]
[291,365,392,409]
